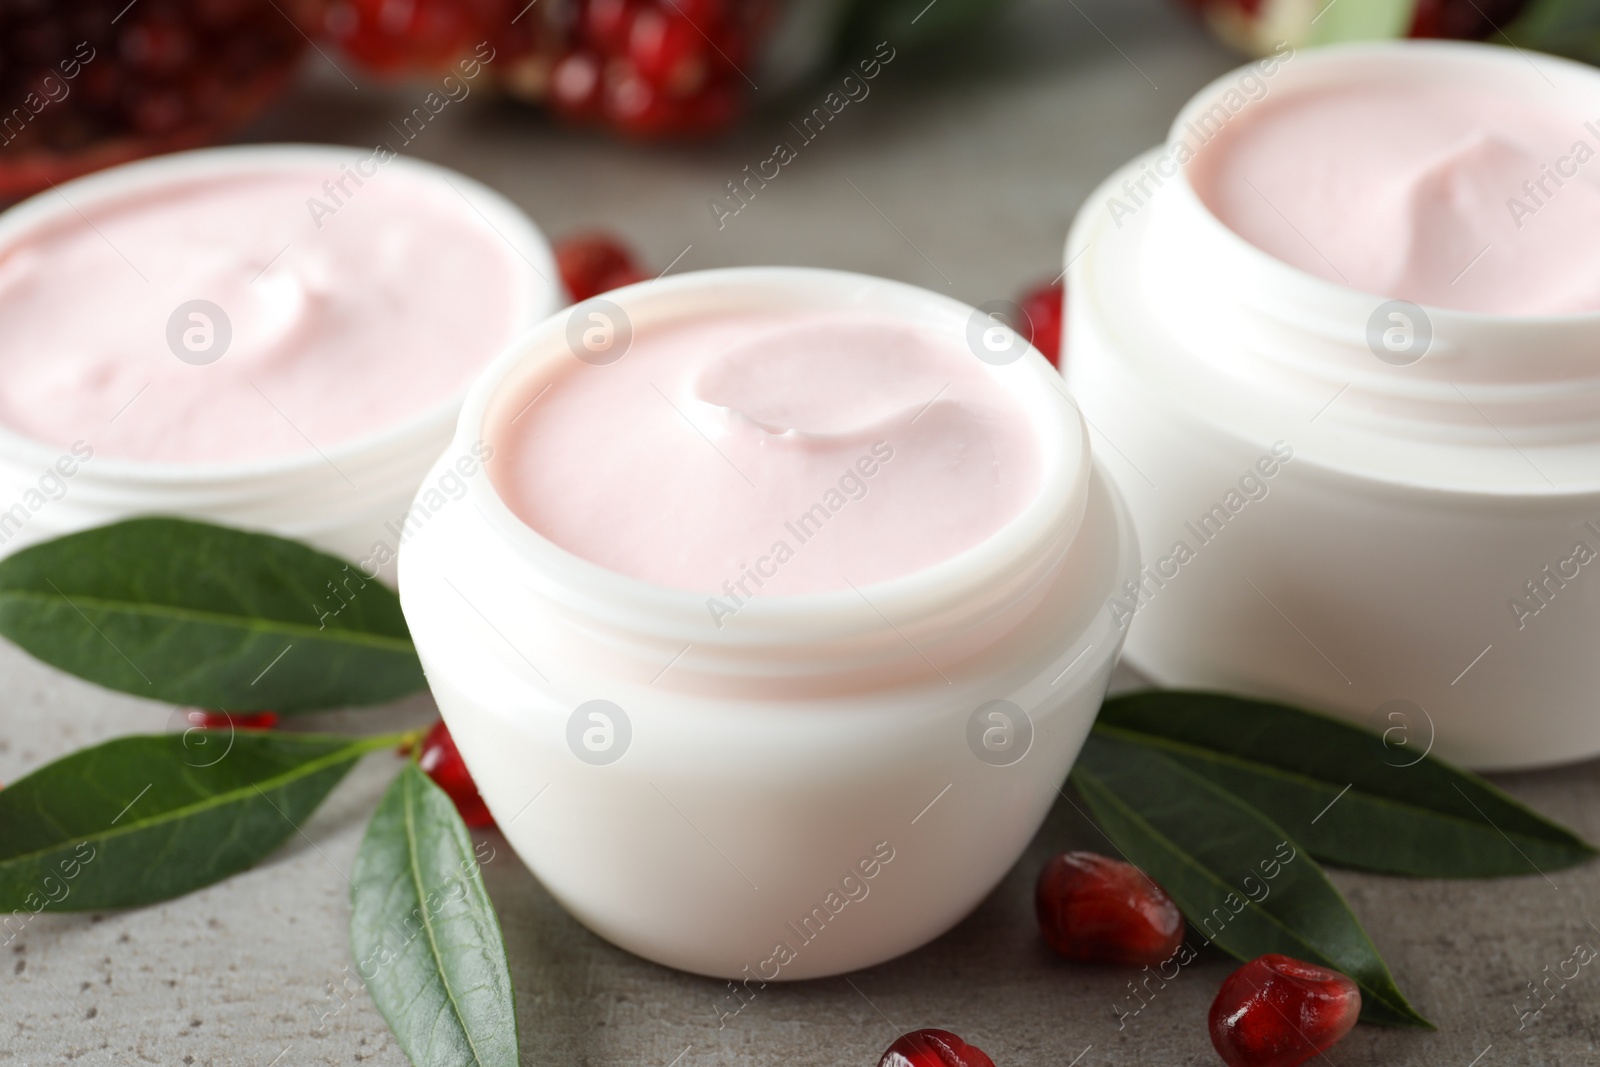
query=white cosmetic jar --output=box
[399,267,1139,979]
[1064,41,1600,770]
[0,144,559,570]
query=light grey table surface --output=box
[5,0,1600,1064]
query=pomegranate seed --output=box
[549,49,605,121]
[417,720,495,828]
[603,64,679,136]
[1015,280,1065,368]
[327,0,483,74]
[628,8,706,95]
[556,231,647,301]
[584,0,639,54]
[1035,851,1184,967]
[878,1029,995,1067]
[185,710,281,730]
[1209,955,1361,1067]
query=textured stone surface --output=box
[5,1,1600,1065]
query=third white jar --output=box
[1065,40,1600,770]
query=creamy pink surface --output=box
[0,168,523,462]
[492,312,1042,595]
[1190,83,1600,314]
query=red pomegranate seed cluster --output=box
[326,0,490,74]
[546,0,774,137]
[0,0,312,197]
[1209,954,1361,1067]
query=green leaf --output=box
[1071,732,1432,1028]
[1306,0,1417,45]
[351,764,517,1067]
[0,517,425,712]
[1096,691,1596,878]
[1506,0,1600,62]
[0,731,391,911]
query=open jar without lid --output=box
[1067,40,1600,769]
[399,267,1139,978]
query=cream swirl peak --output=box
[1189,81,1600,314]
[490,312,1043,596]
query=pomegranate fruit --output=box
[1035,851,1184,967]
[326,0,778,138]
[878,1029,996,1067]
[1208,954,1361,1067]
[416,720,495,828]
[0,0,315,199]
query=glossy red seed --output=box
[327,0,482,74]
[549,49,605,120]
[1015,279,1065,368]
[1035,851,1184,967]
[628,8,706,95]
[186,710,281,730]
[584,0,640,54]
[878,1029,996,1067]
[417,720,495,828]
[555,231,645,301]
[604,64,680,135]
[1209,955,1361,1067]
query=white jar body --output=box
[1068,332,1600,770]
[401,455,1136,979]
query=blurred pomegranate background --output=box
[0,0,1589,199]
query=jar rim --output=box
[0,142,559,484]
[1167,38,1600,326]
[454,266,1094,642]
